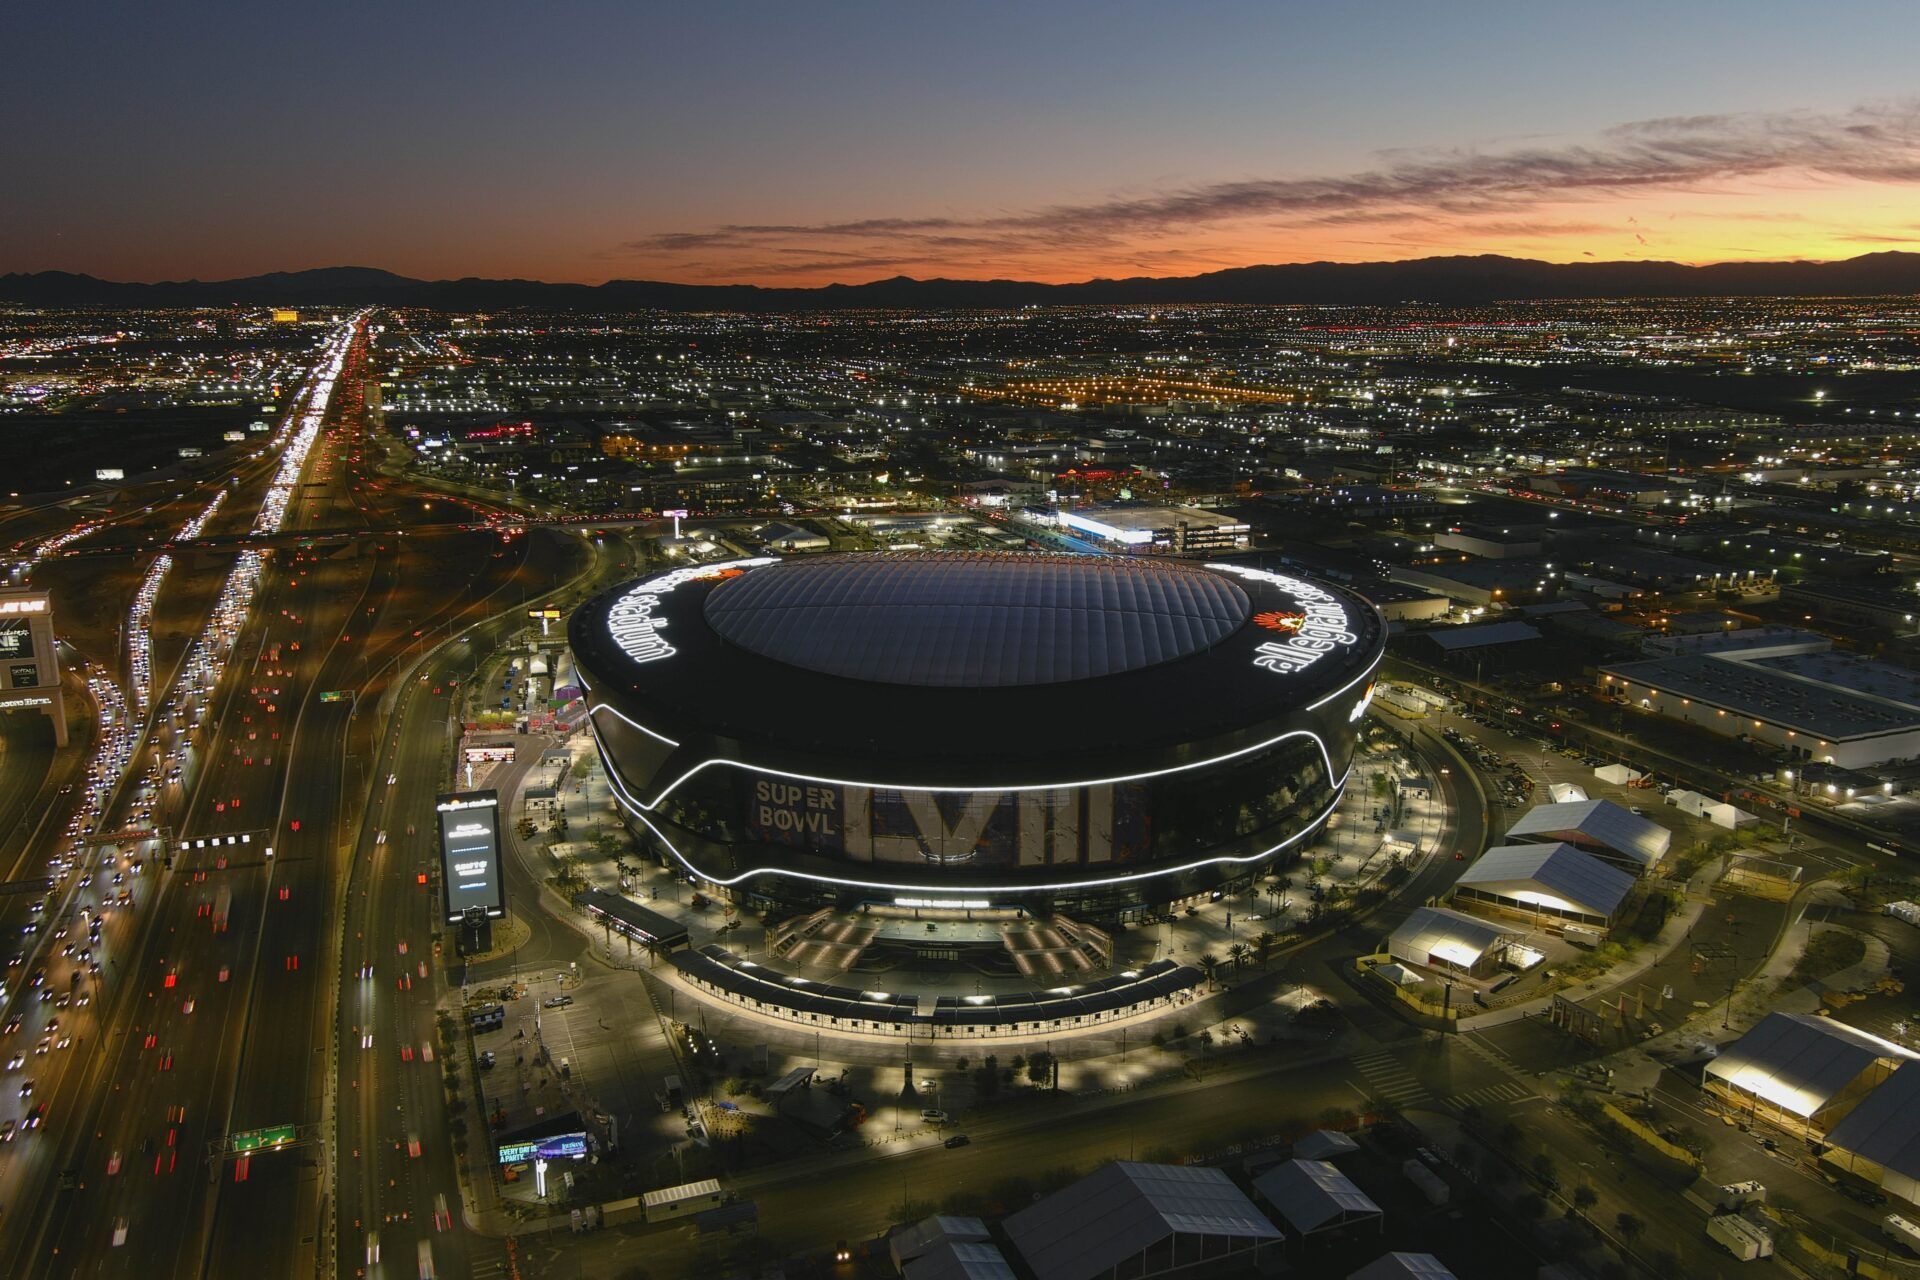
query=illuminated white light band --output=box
[1205,562,1360,676]
[589,702,682,748]
[633,721,1340,809]
[603,557,778,666]
[589,714,1354,894]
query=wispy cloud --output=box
[612,98,1920,279]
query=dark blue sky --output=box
[6,1,1920,282]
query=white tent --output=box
[1594,763,1643,785]
[1547,782,1589,804]
[1710,802,1760,830]
[1668,789,1714,816]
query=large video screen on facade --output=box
[437,790,505,922]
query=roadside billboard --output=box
[436,790,505,922]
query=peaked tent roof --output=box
[1294,1129,1361,1161]
[1454,842,1636,919]
[1254,1159,1383,1236]
[1706,1011,1916,1119]
[903,1240,1020,1280]
[1350,1254,1461,1280]
[1389,906,1522,967]
[1004,1162,1282,1280]
[1825,1059,1920,1180]
[1504,798,1670,867]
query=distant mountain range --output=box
[4,253,1920,310]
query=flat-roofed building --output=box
[1705,1012,1917,1135]
[1387,558,1559,608]
[1452,842,1636,930]
[1602,630,1920,769]
[1052,503,1250,554]
[1781,581,1920,636]
[1503,798,1670,874]
[1434,523,1542,560]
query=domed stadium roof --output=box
[702,552,1250,688]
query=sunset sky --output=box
[6,1,1920,285]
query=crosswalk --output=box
[1350,1049,1429,1108]
[469,1245,513,1280]
[1447,1081,1536,1110]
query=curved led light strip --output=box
[634,720,1340,809]
[589,715,1353,894]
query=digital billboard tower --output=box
[436,789,505,955]
[0,589,67,747]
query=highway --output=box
[329,522,633,1280]
[0,319,364,1276]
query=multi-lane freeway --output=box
[0,313,608,1278]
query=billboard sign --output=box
[497,1132,588,1165]
[0,621,32,661]
[0,590,64,746]
[464,744,516,764]
[436,790,505,922]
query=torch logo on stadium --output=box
[1252,610,1305,634]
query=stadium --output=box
[569,551,1384,923]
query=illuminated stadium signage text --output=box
[605,558,777,666]
[1206,565,1359,676]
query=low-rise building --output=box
[1602,630,1920,769]
[1051,503,1250,554]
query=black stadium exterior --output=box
[569,552,1385,922]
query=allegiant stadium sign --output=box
[1205,564,1360,676]
[605,558,778,666]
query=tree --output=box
[1026,1051,1054,1085]
[1254,930,1279,970]
[1227,942,1251,975]
[1571,1183,1598,1220]
[1197,953,1219,991]
[1615,1212,1643,1246]
[1530,1152,1556,1186]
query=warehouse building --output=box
[1451,842,1636,930]
[1601,629,1920,770]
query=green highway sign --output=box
[230,1124,296,1153]
[319,690,351,703]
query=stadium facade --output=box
[569,552,1384,921]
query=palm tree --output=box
[1227,942,1251,975]
[1197,952,1219,991]
[1254,930,1280,970]
[1571,1184,1598,1220]
[1615,1212,1643,1247]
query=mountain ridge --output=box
[3,252,1918,310]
